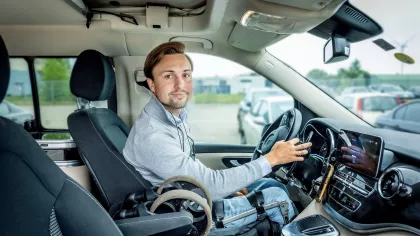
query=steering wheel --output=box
[251,108,302,170]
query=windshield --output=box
[267,0,420,133]
[383,86,403,92]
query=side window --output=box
[394,106,407,120]
[404,103,420,122]
[34,58,107,130]
[0,58,34,126]
[187,53,293,144]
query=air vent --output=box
[378,168,403,199]
[344,6,370,23]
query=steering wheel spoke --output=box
[252,109,303,172]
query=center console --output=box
[282,127,420,235]
[324,130,419,234]
[282,214,339,236]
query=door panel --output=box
[196,153,252,170]
[195,143,255,170]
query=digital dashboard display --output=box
[336,129,383,177]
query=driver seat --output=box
[65,50,273,235]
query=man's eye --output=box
[183,73,191,79]
[165,74,173,79]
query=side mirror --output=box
[253,116,266,126]
[324,35,350,64]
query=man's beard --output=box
[161,91,190,109]
[167,96,189,109]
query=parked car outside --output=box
[341,86,371,95]
[408,87,420,99]
[237,87,288,134]
[375,99,420,134]
[368,84,414,103]
[241,96,294,145]
[336,93,400,125]
[0,100,34,126]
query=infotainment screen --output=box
[336,129,383,177]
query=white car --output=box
[237,87,288,133]
[0,100,34,126]
[336,93,400,125]
[241,96,294,145]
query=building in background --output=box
[194,74,273,94]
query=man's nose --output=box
[174,75,184,89]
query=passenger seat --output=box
[67,50,152,213]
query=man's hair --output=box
[142,41,193,90]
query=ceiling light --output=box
[240,10,289,33]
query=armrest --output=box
[115,211,194,236]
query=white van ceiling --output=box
[82,0,207,8]
[0,0,345,57]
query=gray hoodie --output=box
[123,95,272,200]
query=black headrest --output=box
[70,50,115,101]
[0,36,10,103]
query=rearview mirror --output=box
[324,35,350,64]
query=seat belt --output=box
[212,200,225,228]
[246,191,267,221]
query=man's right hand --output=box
[264,138,312,167]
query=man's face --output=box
[147,54,193,113]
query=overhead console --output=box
[227,0,347,51]
[309,1,383,42]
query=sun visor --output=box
[228,24,289,52]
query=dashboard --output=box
[287,118,420,235]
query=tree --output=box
[307,69,330,79]
[37,59,74,103]
[337,59,371,79]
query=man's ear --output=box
[146,78,155,93]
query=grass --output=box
[42,133,72,140]
[4,96,76,106]
[194,93,244,104]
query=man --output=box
[123,42,312,229]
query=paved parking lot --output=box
[187,104,241,144]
